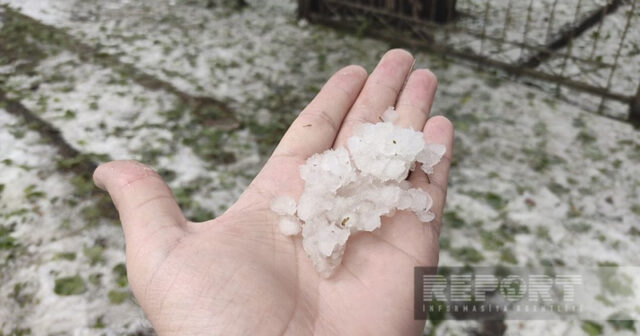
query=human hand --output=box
[93,49,454,335]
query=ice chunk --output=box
[278,216,302,236]
[272,107,446,278]
[270,195,297,216]
[416,210,436,223]
[381,106,398,123]
[417,143,446,174]
[300,147,356,192]
[347,122,425,182]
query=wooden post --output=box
[630,84,640,126]
[298,0,310,19]
[427,0,457,23]
[236,0,247,8]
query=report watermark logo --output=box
[414,266,639,321]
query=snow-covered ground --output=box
[1,0,639,335]
[0,110,152,335]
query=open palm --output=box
[93,49,454,336]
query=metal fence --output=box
[298,0,640,125]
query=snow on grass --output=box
[426,60,640,332]
[0,110,152,335]
[0,0,73,25]
[5,51,175,159]
[3,50,258,219]
[3,0,383,118]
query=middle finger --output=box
[333,49,415,147]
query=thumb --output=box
[93,160,186,252]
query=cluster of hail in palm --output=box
[271,107,445,278]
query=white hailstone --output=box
[300,147,356,192]
[278,216,302,236]
[416,143,447,174]
[381,106,398,123]
[272,107,446,278]
[348,121,425,182]
[270,195,297,216]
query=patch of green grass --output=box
[484,192,505,210]
[0,327,32,336]
[113,263,128,288]
[595,293,614,306]
[532,121,547,136]
[92,316,105,329]
[81,204,103,226]
[62,109,76,119]
[567,221,591,233]
[499,220,529,237]
[597,262,634,296]
[443,211,466,229]
[53,252,76,261]
[157,168,177,183]
[83,245,104,266]
[189,206,215,223]
[54,275,86,296]
[480,230,504,251]
[439,236,450,250]
[426,298,446,330]
[181,126,236,164]
[0,6,51,71]
[10,282,33,308]
[572,117,586,128]
[70,175,94,197]
[607,312,636,332]
[107,290,129,304]
[0,224,18,250]
[447,112,480,132]
[88,273,102,286]
[535,226,551,241]
[450,246,484,264]
[23,184,45,200]
[61,153,110,170]
[81,195,117,225]
[581,320,603,336]
[631,204,640,216]
[576,130,597,145]
[523,147,565,172]
[500,275,525,298]
[3,208,28,219]
[499,249,518,264]
[494,265,512,278]
[487,171,499,179]
[548,182,569,195]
